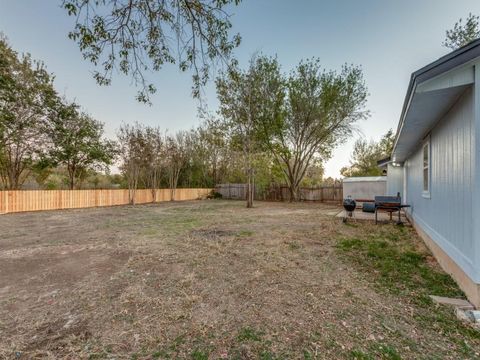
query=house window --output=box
[422,140,430,197]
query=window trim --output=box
[422,137,431,199]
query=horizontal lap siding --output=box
[406,88,474,271]
[0,188,212,214]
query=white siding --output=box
[343,178,386,201]
[405,88,477,281]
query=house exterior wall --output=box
[386,164,404,199]
[404,87,479,284]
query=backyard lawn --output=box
[0,200,478,359]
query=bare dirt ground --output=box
[0,200,478,359]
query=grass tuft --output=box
[237,327,263,342]
[191,349,209,360]
[237,230,254,237]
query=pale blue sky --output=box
[1,0,480,177]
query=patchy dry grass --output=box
[336,223,480,359]
[0,200,478,359]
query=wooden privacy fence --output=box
[215,184,343,203]
[0,188,212,214]
[215,184,252,200]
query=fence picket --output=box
[0,188,212,214]
[215,184,343,203]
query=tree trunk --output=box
[150,170,157,202]
[129,187,136,205]
[130,176,138,205]
[288,184,299,202]
[68,167,75,190]
[170,172,175,201]
[246,168,253,208]
[170,169,180,201]
[128,165,138,205]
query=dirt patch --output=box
[0,200,477,359]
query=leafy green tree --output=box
[258,59,369,201]
[300,160,325,187]
[340,129,395,178]
[322,176,340,186]
[0,37,57,189]
[63,0,242,102]
[216,55,285,207]
[443,13,480,50]
[189,120,228,187]
[378,128,395,155]
[139,125,164,201]
[45,102,117,189]
[165,131,189,200]
[31,158,54,189]
[179,113,240,188]
[108,173,127,188]
[117,123,148,203]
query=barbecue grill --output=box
[374,194,410,224]
[342,196,356,223]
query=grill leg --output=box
[375,209,378,224]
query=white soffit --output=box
[393,66,473,163]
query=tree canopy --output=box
[1,35,359,194]
[215,55,369,204]
[0,37,115,190]
[443,13,480,50]
[216,55,285,207]
[340,129,395,178]
[45,101,117,189]
[0,37,57,189]
[63,0,242,102]
[250,57,369,201]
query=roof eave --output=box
[392,38,480,161]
